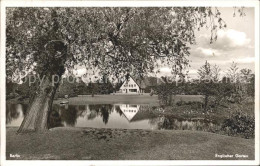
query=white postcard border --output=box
[0,0,259,166]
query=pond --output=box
[6,103,221,132]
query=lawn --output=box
[54,94,203,105]
[6,127,254,160]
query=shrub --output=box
[176,100,203,109]
[6,92,19,100]
[221,110,254,139]
[156,84,174,106]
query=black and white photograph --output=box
[0,0,259,165]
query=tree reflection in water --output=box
[48,104,63,128]
[6,103,220,133]
[48,104,114,128]
[48,104,81,128]
[60,105,78,126]
[89,104,113,124]
[115,106,123,116]
[6,104,27,124]
[158,115,220,132]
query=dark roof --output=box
[127,75,158,89]
[116,105,158,122]
[130,108,158,122]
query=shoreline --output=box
[6,94,203,105]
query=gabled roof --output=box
[116,104,158,122]
[131,76,146,89]
[122,75,158,89]
[130,107,158,122]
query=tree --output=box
[225,62,248,103]
[211,64,221,82]
[55,77,78,98]
[227,62,239,83]
[156,79,175,106]
[239,69,254,97]
[197,61,214,111]
[247,74,255,97]
[210,64,224,106]
[6,7,229,133]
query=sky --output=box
[161,7,255,78]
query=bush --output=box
[6,92,19,100]
[176,100,203,109]
[221,110,254,139]
[156,83,176,106]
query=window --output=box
[129,89,137,92]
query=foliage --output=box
[227,62,239,83]
[197,61,215,111]
[155,76,179,106]
[178,82,200,95]
[7,7,229,84]
[6,75,38,99]
[195,61,256,111]
[223,64,255,103]
[221,110,254,139]
[6,79,16,95]
[156,84,173,106]
[176,100,203,109]
[55,78,78,98]
[247,74,255,97]
[239,69,255,98]
[96,80,114,94]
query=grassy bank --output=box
[53,94,203,105]
[6,127,254,160]
[7,94,202,105]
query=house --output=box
[130,105,158,122]
[118,75,146,94]
[119,104,140,121]
[116,104,158,122]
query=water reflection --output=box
[119,104,140,121]
[158,116,220,132]
[6,103,220,132]
[48,104,63,128]
[6,104,27,126]
[88,105,113,124]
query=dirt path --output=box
[6,127,254,160]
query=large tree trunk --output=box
[17,40,67,133]
[17,73,61,133]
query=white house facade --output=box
[119,76,144,94]
[119,104,140,121]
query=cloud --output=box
[196,47,220,57]
[197,29,251,51]
[217,29,251,47]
